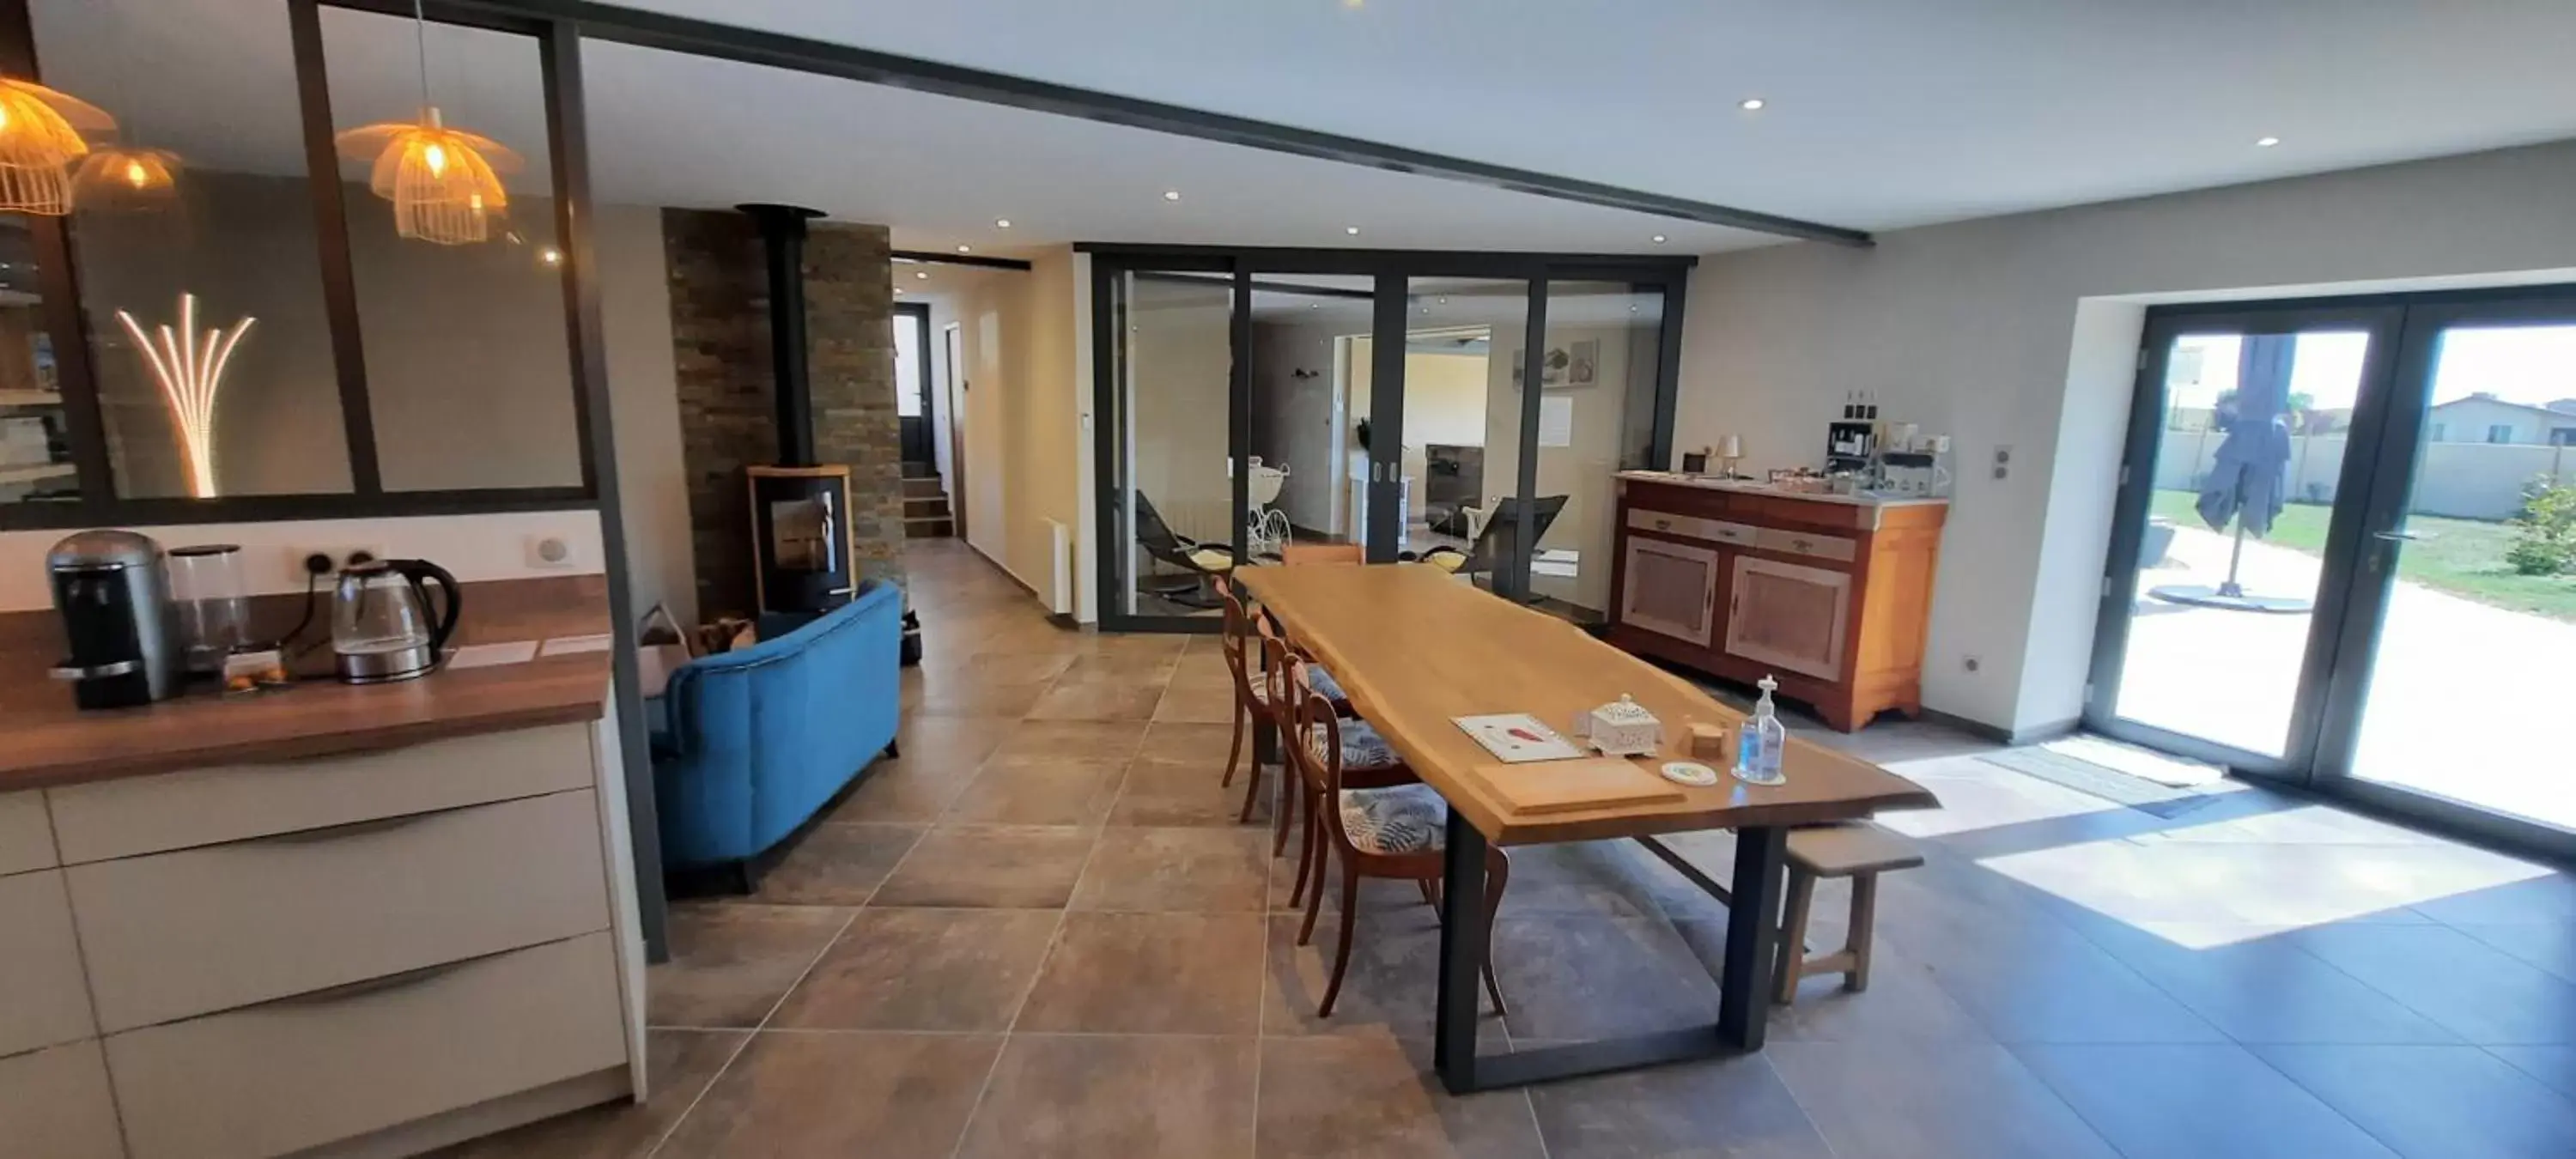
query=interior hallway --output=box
[448,539,2576,1158]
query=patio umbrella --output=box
[2153,333,2312,613]
[2194,334,2294,538]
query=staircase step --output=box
[904,516,954,538]
[902,476,946,499]
[902,461,939,480]
[905,495,951,518]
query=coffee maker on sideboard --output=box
[45,530,185,710]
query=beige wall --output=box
[595,203,694,628]
[951,246,1087,604]
[1123,277,1234,547]
[1678,138,2576,733]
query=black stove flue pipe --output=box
[738,203,825,468]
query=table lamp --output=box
[1718,434,1744,479]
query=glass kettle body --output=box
[330,558,462,684]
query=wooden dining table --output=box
[1239,562,1938,1093]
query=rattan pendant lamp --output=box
[333,0,519,244]
[0,76,113,215]
[67,0,180,211]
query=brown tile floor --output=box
[453,540,2576,1159]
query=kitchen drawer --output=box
[0,871,96,1057]
[48,722,593,864]
[1754,526,1858,563]
[107,931,627,1159]
[0,790,52,877]
[1625,507,1758,547]
[0,1040,124,1159]
[72,790,610,1034]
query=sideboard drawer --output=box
[1754,526,1858,563]
[0,871,96,1057]
[1625,507,1758,547]
[0,1040,124,1159]
[106,931,627,1159]
[72,790,611,1033]
[0,791,54,877]
[48,723,593,864]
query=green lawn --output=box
[2150,489,2576,622]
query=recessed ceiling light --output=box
[1739,97,1766,112]
[2256,136,2281,148]
[956,245,971,253]
[894,287,905,294]
[539,246,562,265]
[914,270,929,280]
[1437,296,1448,304]
[1309,303,1320,309]
[1651,234,1667,244]
[994,218,1012,228]
[1345,226,1361,235]
[1163,190,1182,202]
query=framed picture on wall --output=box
[1512,338,1600,390]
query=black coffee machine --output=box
[46,530,185,710]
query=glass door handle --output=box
[2372,531,2425,542]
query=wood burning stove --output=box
[738,203,858,617]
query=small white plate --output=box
[1660,761,1719,787]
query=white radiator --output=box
[1044,518,1073,616]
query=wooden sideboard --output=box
[1605,474,1947,731]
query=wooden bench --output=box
[1775,822,1923,1003]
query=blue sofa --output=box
[653,580,902,884]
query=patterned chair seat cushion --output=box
[1304,716,1401,771]
[1249,664,1346,706]
[1340,783,1448,854]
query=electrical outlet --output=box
[289,545,385,575]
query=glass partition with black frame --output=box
[1087,246,1689,633]
[0,0,603,528]
[2091,286,2576,860]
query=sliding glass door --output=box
[1090,248,1687,631]
[2092,287,2576,858]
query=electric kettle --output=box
[330,558,462,684]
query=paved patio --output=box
[2114,523,2576,831]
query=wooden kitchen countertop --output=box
[0,576,615,791]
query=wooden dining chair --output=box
[1223,587,1354,839]
[1279,542,1365,565]
[1284,664,1509,1018]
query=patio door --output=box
[2316,294,2576,846]
[2091,288,2576,859]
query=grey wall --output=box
[1678,139,2576,733]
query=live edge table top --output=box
[1237,564,1937,846]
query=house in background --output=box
[2427,392,2576,444]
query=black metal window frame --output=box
[1084,243,1695,633]
[2088,281,2576,866]
[0,0,603,531]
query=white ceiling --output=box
[34,0,2576,259]
[626,0,2576,234]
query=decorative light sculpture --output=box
[332,0,518,244]
[0,77,113,215]
[116,294,253,500]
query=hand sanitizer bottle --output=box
[1734,676,1789,785]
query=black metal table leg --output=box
[1716,825,1786,1051]
[1432,809,1488,1090]
[1429,822,1792,1093]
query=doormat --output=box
[2039,734,2226,788]
[1978,743,2232,820]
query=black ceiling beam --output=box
[404,0,1874,247]
[1137,271,1376,300]
[891,249,1036,271]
